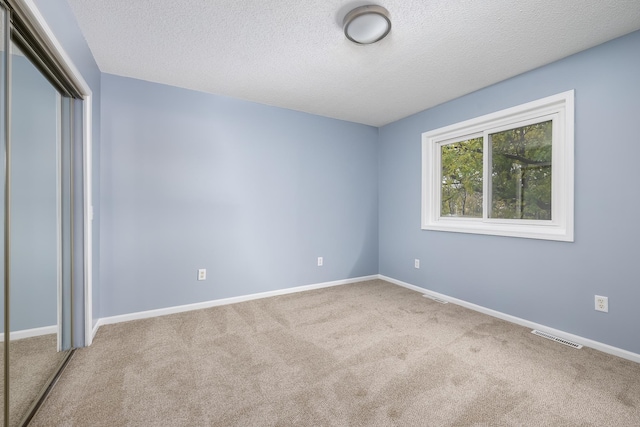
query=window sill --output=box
[422,219,573,242]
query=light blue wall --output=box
[379,30,640,354]
[100,74,379,317]
[34,0,102,343]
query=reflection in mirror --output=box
[0,6,5,426]
[7,40,68,426]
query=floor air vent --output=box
[423,295,448,304]
[531,330,583,349]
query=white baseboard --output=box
[91,319,100,341]
[0,325,57,342]
[380,275,640,364]
[94,275,379,332]
[91,273,640,364]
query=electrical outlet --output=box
[197,269,206,281]
[317,257,323,267]
[414,259,420,269]
[595,295,608,312]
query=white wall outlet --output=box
[317,257,323,267]
[595,295,608,312]
[197,269,206,281]
[414,259,420,269]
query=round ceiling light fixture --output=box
[343,5,391,45]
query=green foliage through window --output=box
[490,121,552,220]
[439,122,553,220]
[441,138,483,217]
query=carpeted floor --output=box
[30,280,640,426]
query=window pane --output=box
[441,137,483,218]
[490,121,552,220]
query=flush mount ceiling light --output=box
[343,5,391,45]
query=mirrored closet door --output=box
[1,0,87,425]
[6,39,72,427]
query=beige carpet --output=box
[0,333,67,426]
[30,280,639,426]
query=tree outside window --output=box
[422,91,574,241]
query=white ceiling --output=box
[65,0,640,127]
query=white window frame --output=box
[422,90,574,242]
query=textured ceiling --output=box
[66,0,640,127]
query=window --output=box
[422,91,574,241]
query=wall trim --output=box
[0,325,57,342]
[93,275,379,333]
[380,275,640,364]
[91,319,100,341]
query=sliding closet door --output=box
[0,6,6,426]
[7,39,69,427]
[0,1,89,425]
